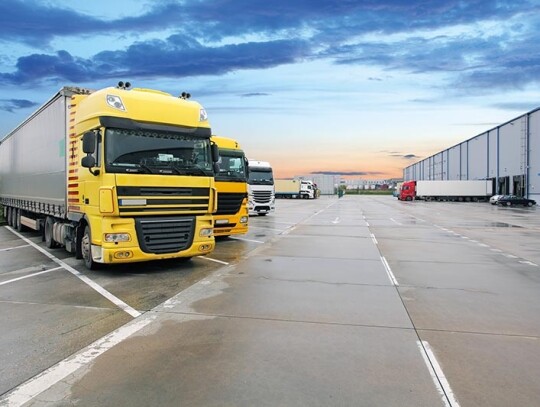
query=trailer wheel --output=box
[6,207,12,226]
[11,208,18,228]
[44,217,58,248]
[81,225,99,270]
[16,209,25,232]
[12,209,19,230]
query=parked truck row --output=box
[0,83,279,270]
[0,84,223,269]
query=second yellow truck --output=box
[211,136,249,237]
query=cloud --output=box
[0,0,107,46]
[1,0,539,92]
[241,93,270,97]
[389,154,419,159]
[490,102,539,111]
[0,37,310,85]
[0,98,39,113]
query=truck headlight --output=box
[199,108,208,121]
[240,216,248,223]
[106,95,126,111]
[104,233,130,242]
[199,228,213,237]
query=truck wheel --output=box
[6,207,12,226]
[528,202,533,207]
[406,196,412,201]
[506,202,511,207]
[11,208,18,229]
[81,225,99,270]
[16,209,25,232]
[44,217,58,248]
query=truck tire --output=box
[406,196,412,201]
[11,208,18,228]
[44,216,58,248]
[81,225,99,270]
[506,202,511,207]
[16,209,25,232]
[6,207,12,226]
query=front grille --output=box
[252,190,272,204]
[117,186,210,215]
[135,217,195,254]
[117,187,209,196]
[216,192,245,215]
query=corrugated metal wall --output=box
[403,108,540,199]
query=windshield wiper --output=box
[137,163,155,174]
[168,163,209,176]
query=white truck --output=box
[275,179,318,199]
[399,180,493,202]
[247,160,275,215]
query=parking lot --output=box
[1,195,540,406]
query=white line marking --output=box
[370,233,378,245]
[0,244,31,252]
[5,227,141,318]
[0,316,155,407]
[200,256,230,265]
[417,341,460,407]
[503,254,518,259]
[490,248,502,252]
[381,256,398,286]
[0,266,63,286]
[460,236,469,240]
[282,202,336,236]
[247,225,286,232]
[477,243,489,247]
[389,218,403,225]
[229,236,264,244]
[365,222,370,227]
[519,260,539,267]
[331,217,340,224]
[469,240,478,243]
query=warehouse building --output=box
[403,107,540,200]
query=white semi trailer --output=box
[399,180,493,201]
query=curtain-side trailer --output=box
[275,179,318,199]
[0,83,220,269]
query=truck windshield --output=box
[104,128,213,176]
[216,150,247,182]
[248,168,274,185]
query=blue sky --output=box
[1,0,539,179]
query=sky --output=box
[1,0,539,179]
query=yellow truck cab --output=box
[211,136,249,237]
[0,83,220,269]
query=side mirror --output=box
[211,143,220,163]
[213,162,220,174]
[244,157,250,178]
[82,131,96,154]
[81,156,96,168]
